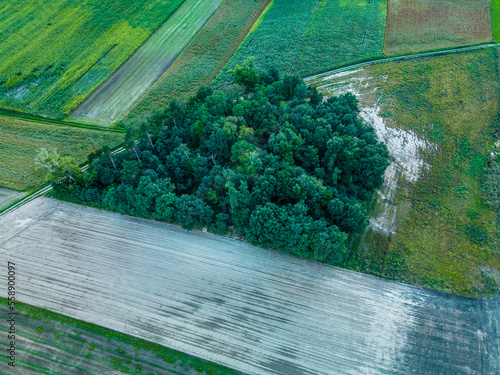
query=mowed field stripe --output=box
[70,0,224,126]
[0,197,498,374]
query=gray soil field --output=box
[0,197,499,374]
[0,188,25,212]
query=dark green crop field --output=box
[214,0,386,86]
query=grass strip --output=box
[0,108,125,133]
[493,0,500,42]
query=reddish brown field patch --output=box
[384,0,492,55]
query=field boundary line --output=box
[0,109,125,133]
[304,43,500,82]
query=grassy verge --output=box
[0,0,186,118]
[214,0,386,86]
[0,108,125,132]
[493,0,500,42]
[0,116,123,191]
[0,298,243,375]
[313,48,500,297]
[126,0,271,123]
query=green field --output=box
[0,299,242,375]
[126,0,271,122]
[0,0,185,118]
[214,0,386,86]
[384,0,493,55]
[70,0,224,126]
[493,0,500,41]
[0,117,123,191]
[311,48,500,297]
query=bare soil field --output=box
[384,0,493,55]
[70,0,223,126]
[0,197,499,374]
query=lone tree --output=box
[35,148,81,190]
[230,57,260,91]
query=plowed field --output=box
[384,0,492,55]
[1,197,499,374]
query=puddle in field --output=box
[360,106,433,234]
[314,70,434,234]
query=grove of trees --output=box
[49,60,390,265]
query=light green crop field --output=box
[0,117,123,191]
[0,0,185,119]
[493,0,500,41]
[384,0,493,55]
[127,0,271,122]
[311,48,500,297]
[70,0,224,126]
[214,0,386,85]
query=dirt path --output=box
[304,42,500,83]
[69,0,224,126]
[0,197,498,374]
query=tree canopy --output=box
[53,62,390,265]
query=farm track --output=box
[1,198,499,375]
[304,42,500,83]
[69,0,224,126]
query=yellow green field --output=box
[0,117,123,191]
[0,0,185,118]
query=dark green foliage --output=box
[65,66,389,264]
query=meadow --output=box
[0,117,123,191]
[311,48,500,297]
[70,0,224,126]
[0,0,185,118]
[127,0,271,122]
[214,0,386,86]
[384,0,493,55]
